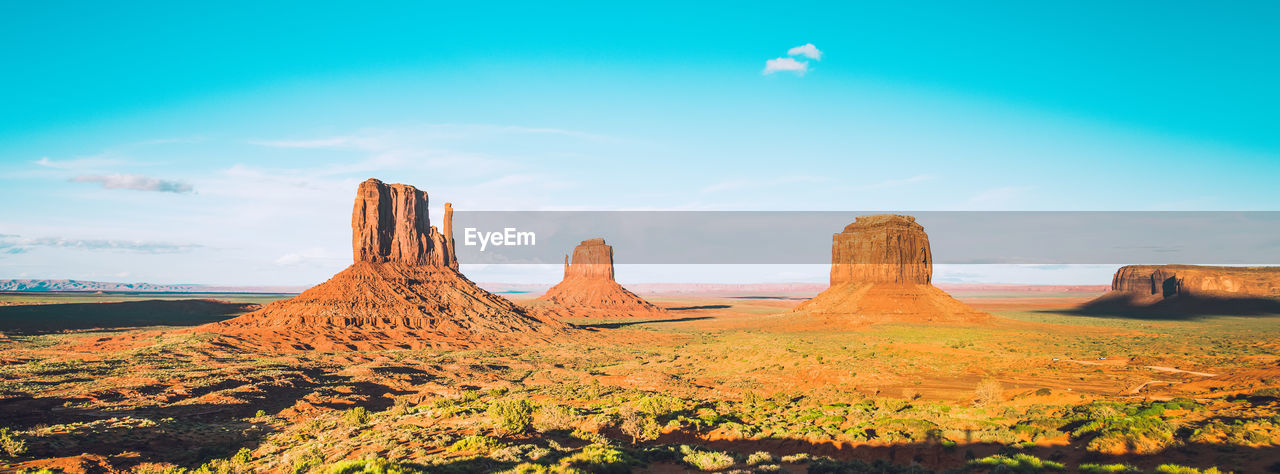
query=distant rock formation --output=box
[208,178,566,351]
[789,214,989,326]
[526,238,665,318]
[563,238,615,280]
[1081,265,1280,315]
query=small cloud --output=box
[0,235,202,254]
[787,43,823,60]
[763,57,809,75]
[70,173,194,194]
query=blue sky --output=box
[2,1,1278,286]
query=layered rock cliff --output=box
[790,214,989,325]
[1110,265,1280,300]
[527,238,664,318]
[1083,265,1280,315]
[352,178,456,268]
[830,215,932,286]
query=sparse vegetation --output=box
[2,291,1278,473]
[0,427,27,458]
[489,398,537,434]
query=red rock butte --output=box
[789,214,990,326]
[206,178,565,351]
[526,238,665,318]
[1082,264,1280,314]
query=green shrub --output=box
[1153,465,1222,474]
[489,398,537,434]
[449,435,505,453]
[344,406,370,426]
[967,453,1065,472]
[558,444,635,473]
[682,449,735,471]
[746,451,776,465]
[323,458,412,474]
[0,428,27,458]
[1079,464,1142,473]
[635,394,685,417]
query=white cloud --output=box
[763,57,809,75]
[0,234,202,254]
[71,173,195,193]
[787,43,823,60]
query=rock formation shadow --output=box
[666,304,731,311]
[1064,293,1280,320]
[0,299,257,334]
[578,316,712,329]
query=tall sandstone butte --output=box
[830,215,932,285]
[790,214,989,326]
[207,178,563,351]
[351,179,456,268]
[527,238,664,318]
[1083,264,1280,314]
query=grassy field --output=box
[0,292,1277,473]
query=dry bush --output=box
[974,379,1004,407]
[619,410,660,444]
[534,404,577,433]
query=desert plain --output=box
[0,181,1277,474]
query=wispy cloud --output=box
[969,186,1032,203]
[860,174,934,190]
[0,235,202,254]
[248,136,378,149]
[249,124,613,151]
[70,173,195,193]
[787,43,823,60]
[273,247,340,266]
[34,155,125,170]
[763,57,809,76]
[701,175,830,194]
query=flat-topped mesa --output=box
[563,238,615,281]
[789,214,989,325]
[1110,265,1280,300]
[830,214,932,286]
[351,178,457,267]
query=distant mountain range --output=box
[0,279,306,293]
[1,279,1107,296]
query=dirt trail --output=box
[1145,365,1217,377]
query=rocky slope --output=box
[525,238,665,318]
